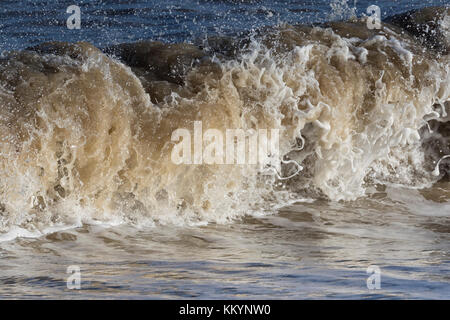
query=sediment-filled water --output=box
[0,0,449,299]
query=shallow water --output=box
[0,186,449,299]
[0,0,449,299]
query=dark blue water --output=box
[0,0,447,52]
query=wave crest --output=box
[0,8,449,237]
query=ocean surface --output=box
[0,0,449,299]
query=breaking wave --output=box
[0,6,449,239]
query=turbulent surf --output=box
[0,6,449,239]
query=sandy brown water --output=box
[0,1,449,299]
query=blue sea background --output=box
[0,0,448,51]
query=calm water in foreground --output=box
[1,186,449,299]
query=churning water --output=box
[0,0,449,299]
